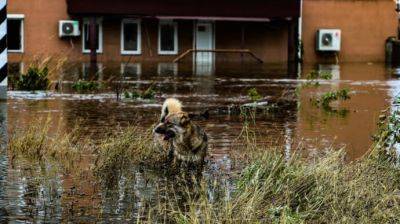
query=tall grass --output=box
[94,126,169,186]
[8,118,90,171]
[7,106,400,223]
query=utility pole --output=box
[0,0,7,100]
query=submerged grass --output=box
[94,126,168,186]
[8,118,90,171]
[7,102,400,223]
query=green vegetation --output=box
[247,87,263,102]
[124,86,156,100]
[15,65,50,91]
[312,88,351,109]
[301,70,333,89]
[72,80,101,93]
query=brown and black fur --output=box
[154,98,208,166]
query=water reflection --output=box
[0,101,7,223]
[121,63,142,77]
[157,63,178,76]
[4,61,400,221]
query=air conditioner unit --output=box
[316,29,341,52]
[59,20,80,37]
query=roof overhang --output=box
[67,0,300,20]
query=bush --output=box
[124,86,156,100]
[72,80,100,93]
[15,66,50,91]
[247,88,262,102]
[311,89,351,108]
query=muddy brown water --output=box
[1,62,400,222]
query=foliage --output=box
[247,88,263,102]
[15,65,50,91]
[124,86,156,100]
[72,80,101,93]
[319,88,351,108]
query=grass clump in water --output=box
[94,126,169,185]
[8,118,89,171]
[149,147,400,223]
[311,88,351,111]
[72,80,101,93]
[124,85,156,100]
[247,88,263,102]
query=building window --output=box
[121,19,141,55]
[158,21,178,55]
[82,19,103,53]
[8,14,24,53]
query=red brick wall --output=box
[302,0,398,63]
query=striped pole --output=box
[0,0,6,100]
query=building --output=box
[302,0,398,64]
[7,0,300,66]
[6,0,398,66]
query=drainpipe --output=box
[396,0,400,39]
[89,17,97,79]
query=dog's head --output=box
[154,112,191,141]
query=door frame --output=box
[193,21,215,63]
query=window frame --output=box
[158,20,178,55]
[82,18,103,54]
[7,14,25,53]
[120,19,141,55]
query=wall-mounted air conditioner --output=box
[59,20,80,37]
[316,29,341,52]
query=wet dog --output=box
[153,98,208,166]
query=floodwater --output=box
[1,61,400,222]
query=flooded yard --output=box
[2,62,400,222]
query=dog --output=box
[153,98,208,166]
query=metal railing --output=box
[173,49,264,63]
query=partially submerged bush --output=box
[72,79,101,93]
[124,85,156,100]
[247,87,262,102]
[311,88,351,109]
[15,65,50,91]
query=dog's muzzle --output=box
[163,130,176,140]
[154,126,166,134]
[154,124,176,140]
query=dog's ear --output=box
[180,113,191,126]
